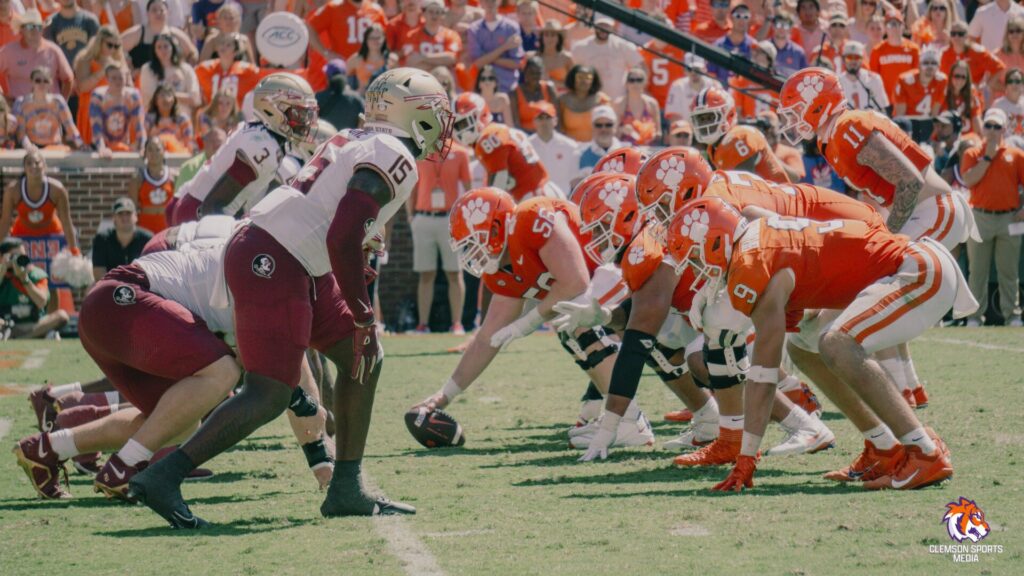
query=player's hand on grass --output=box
[712,455,757,492]
[578,414,619,462]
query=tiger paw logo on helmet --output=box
[602,157,624,173]
[656,156,686,191]
[627,244,645,265]
[461,198,491,226]
[680,210,710,243]
[944,497,990,543]
[797,76,825,103]
[598,181,627,210]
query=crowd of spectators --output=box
[0,0,1021,334]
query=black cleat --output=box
[320,496,416,517]
[128,467,209,529]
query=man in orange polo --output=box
[869,12,920,103]
[960,108,1024,327]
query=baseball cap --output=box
[920,47,940,64]
[934,110,959,125]
[670,119,692,136]
[753,40,777,62]
[324,59,347,79]
[530,101,557,118]
[19,10,43,28]
[843,41,865,57]
[829,13,848,25]
[594,15,615,28]
[422,0,445,10]
[983,108,1008,127]
[112,197,136,214]
[684,53,707,70]
[592,105,618,125]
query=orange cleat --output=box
[674,428,741,466]
[823,441,904,482]
[712,455,757,492]
[784,382,823,417]
[863,444,953,490]
[912,386,929,409]
[664,408,693,423]
[901,388,917,409]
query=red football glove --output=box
[712,455,757,492]
[351,322,382,385]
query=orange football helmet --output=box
[691,87,737,144]
[665,197,747,291]
[592,147,650,176]
[449,187,515,277]
[575,172,642,264]
[635,146,713,238]
[453,92,492,146]
[777,67,847,146]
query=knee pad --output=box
[559,327,618,371]
[702,341,750,390]
[288,386,320,417]
[645,344,688,382]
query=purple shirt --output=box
[467,16,524,92]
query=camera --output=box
[15,254,30,268]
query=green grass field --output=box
[1,330,1022,575]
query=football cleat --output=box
[576,399,603,427]
[784,382,823,417]
[823,441,904,482]
[12,433,70,499]
[73,452,103,475]
[901,388,917,409]
[94,454,144,501]
[674,428,742,466]
[569,412,655,449]
[128,468,209,529]
[912,386,929,409]
[568,418,598,438]
[28,385,58,432]
[663,406,718,451]
[862,444,953,490]
[766,419,835,456]
[664,408,694,423]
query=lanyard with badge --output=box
[430,159,446,210]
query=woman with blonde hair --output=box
[197,3,255,64]
[195,89,240,147]
[848,0,881,45]
[994,15,1024,96]
[911,0,956,49]
[0,99,17,150]
[72,25,126,146]
[612,66,660,145]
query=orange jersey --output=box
[729,76,778,120]
[868,40,920,102]
[892,70,947,116]
[10,178,62,237]
[307,0,388,60]
[136,167,174,233]
[642,41,685,109]
[727,217,909,328]
[704,170,885,228]
[819,110,931,207]
[387,14,422,54]
[475,123,549,201]
[482,197,595,300]
[940,44,1005,85]
[620,223,697,315]
[402,25,461,62]
[195,60,263,107]
[708,125,790,184]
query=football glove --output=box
[490,308,545,350]
[578,413,619,462]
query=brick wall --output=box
[1,151,421,327]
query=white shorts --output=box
[831,238,972,354]
[788,309,842,354]
[900,191,976,250]
[656,309,698,350]
[411,213,459,272]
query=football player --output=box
[412,187,656,449]
[453,92,563,201]
[168,73,318,225]
[591,147,649,177]
[778,67,976,409]
[668,198,976,491]
[128,68,454,528]
[690,87,798,184]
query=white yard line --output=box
[363,474,446,576]
[21,349,50,369]
[0,418,11,443]
[919,337,1024,354]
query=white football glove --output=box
[578,413,620,462]
[490,308,545,350]
[688,285,709,332]
[551,298,612,333]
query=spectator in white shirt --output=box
[526,101,579,195]
[664,54,719,122]
[969,0,1024,52]
[991,67,1024,135]
[570,14,643,101]
[574,104,624,187]
[838,40,890,112]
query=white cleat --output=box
[568,418,598,439]
[663,406,718,451]
[569,412,655,449]
[766,420,836,457]
[574,399,603,428]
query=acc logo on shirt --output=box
[112,285,136,306]
[252,254,276,278]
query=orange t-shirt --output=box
[136,166,174,233]
[910,18,936,47]
[819,110,932,207]
[693,19,730,44]
[195,60,262,106]
[307,0,388,60]
[730,76,778,121]
[869,40,921,102]
[513,82,554,133]
[474,123,549,201]
[482,197,595,300]
[388,14,423,55]
[940,44,1006,85]
[414,142,471,212]
[892,70,947,116]
[704,170,885,228]
[727,217,909,327]
[402,25,461,63]
[642,41,686,109]
[98,3,134,33]
[961,145,1024,212]
[708,125,790,184]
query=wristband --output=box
[440,377,463,401]
[740,431,762,458]
[747,365,780,384]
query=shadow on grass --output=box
[562,480,864,499]
[96,515,311,538]
[512,463,808,486]
[0,490,288,512]
[819,411,847,422]
[226,439,292,453]
[194,470,279,484]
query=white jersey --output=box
[174,215,238,246]
[249,129,417,277]
[135,239,235,335]
[177,122,285,216]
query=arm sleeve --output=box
[327,187,380,325]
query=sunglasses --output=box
[594,122,614,128]
[1010,29,1024,35]
[479,76,497,81]
[885,20,901,27]
[951,30,967,37]
[1008,78,1024,84]
[929,5,947,11]
[831,22,847,28]
[627,77,644,83]
[953,74,968,79]
[105,41,122,49]
[32,77,50,84]
[733,13,751,20]
[22,24,41,31]
[984,122,1004,130]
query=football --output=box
[404,407,466,448]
